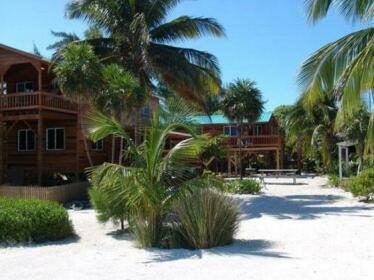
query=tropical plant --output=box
[172,188,240,249]
[299,0,374,155]
[336,104,371,173]
[286,92,338,171]
[87,106,209,248]
[345,168,374,201]
[54,43,102,167]
[224,179,262,195]
[221,79,264,179]
[64,0,225,107]
[201,135,227,171]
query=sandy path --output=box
[1,177,373,280]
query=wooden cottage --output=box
[191,113,284,176]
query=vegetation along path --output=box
[1,177,373,280]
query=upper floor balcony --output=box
[224,135,282,148]
[0,92,78,115]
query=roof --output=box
[0,43,50,65]
[192,112,273,125]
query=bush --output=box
[173,189,240,249]
[328,174,340,187]
[225,179,261,194]
[345,168,374,201]
[0,198,74,244]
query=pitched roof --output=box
[0,43,50,65]
[192,112,273,125]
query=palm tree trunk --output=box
[118,137,124,164]
[239,121,243,180]
[78,105,93,167]
[111,135,116,163]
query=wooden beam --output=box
[5,120,19,136]
[276,149,280,170]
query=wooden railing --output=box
[0,92,78,114]
[225,135,282,147]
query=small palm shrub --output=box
[225,179,261,194]
[345,168,374,201]
[328,174,340,187]
[0,198,74,244]
[89,186,128,231]
[173,189,240,249]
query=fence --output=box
[0,182,89,204]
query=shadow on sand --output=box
[240,194,374,220]
[143,239,288,263]
[0,235,80,249]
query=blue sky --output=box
[0,0,367,110]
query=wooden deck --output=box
[0,92,78,115]
[225,135,282,148]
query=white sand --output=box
[1,176,374,280]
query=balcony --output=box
[0,92,78,115]
[225,135,282,148]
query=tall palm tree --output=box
[54,43,102,167]
[64,0,225,107]
[221,79,264,179]
[87,105,209,248]
[299,0,374,154]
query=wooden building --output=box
[0,43,284,185]
[191,113,284,176]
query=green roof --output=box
[192,112,272,125]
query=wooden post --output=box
[227,153,231,176]
[0,73,4,95]
[38,67,43,92]
[37,118,43,185]
[76,116,80,182]
[338,146,342,180]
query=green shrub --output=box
[173,189,240,249]
[328,174,340,187]
[89,187,128,230]
[225,179,261,194]
[0,198,74,244]
[345,168,374,201]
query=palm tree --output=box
[221,79,264,179]
[299,0,374,153]
[64,0,225,107]
[87,105,209,248]
[54,43,102,167]
[287,94,338,171]
[95,64,145,163]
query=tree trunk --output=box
[239,121,243,180]
[78,105,93,167]
[118,137,124,164]
[111,135,116,163]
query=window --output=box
[223,126,238,136]
[16,82,34,93]
[92,139,104,151]
[46,128,65,150]
[17,129,35,151]
[253,125,262,136]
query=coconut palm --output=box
[221,79,264,179]
[299,0,374,153]
[64,0,225,107]
[87,105,209,248]
[54,43,102,166]
[287,93,338,171]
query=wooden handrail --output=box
[225,135,282,147]
[0,92,78,114]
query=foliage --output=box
[225,179,262,195]
[0,198,74,244]
[300,0,374,156]
[286,94,338,171]
[328,174,341,187]
[89,185,128,230]
[345,168,374,201]
[272,105,293,135]
[172,188,240,249]
[63,0,225,107]
[87,105,210,248]
[221,79,264,179]
[201,135,227,168]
